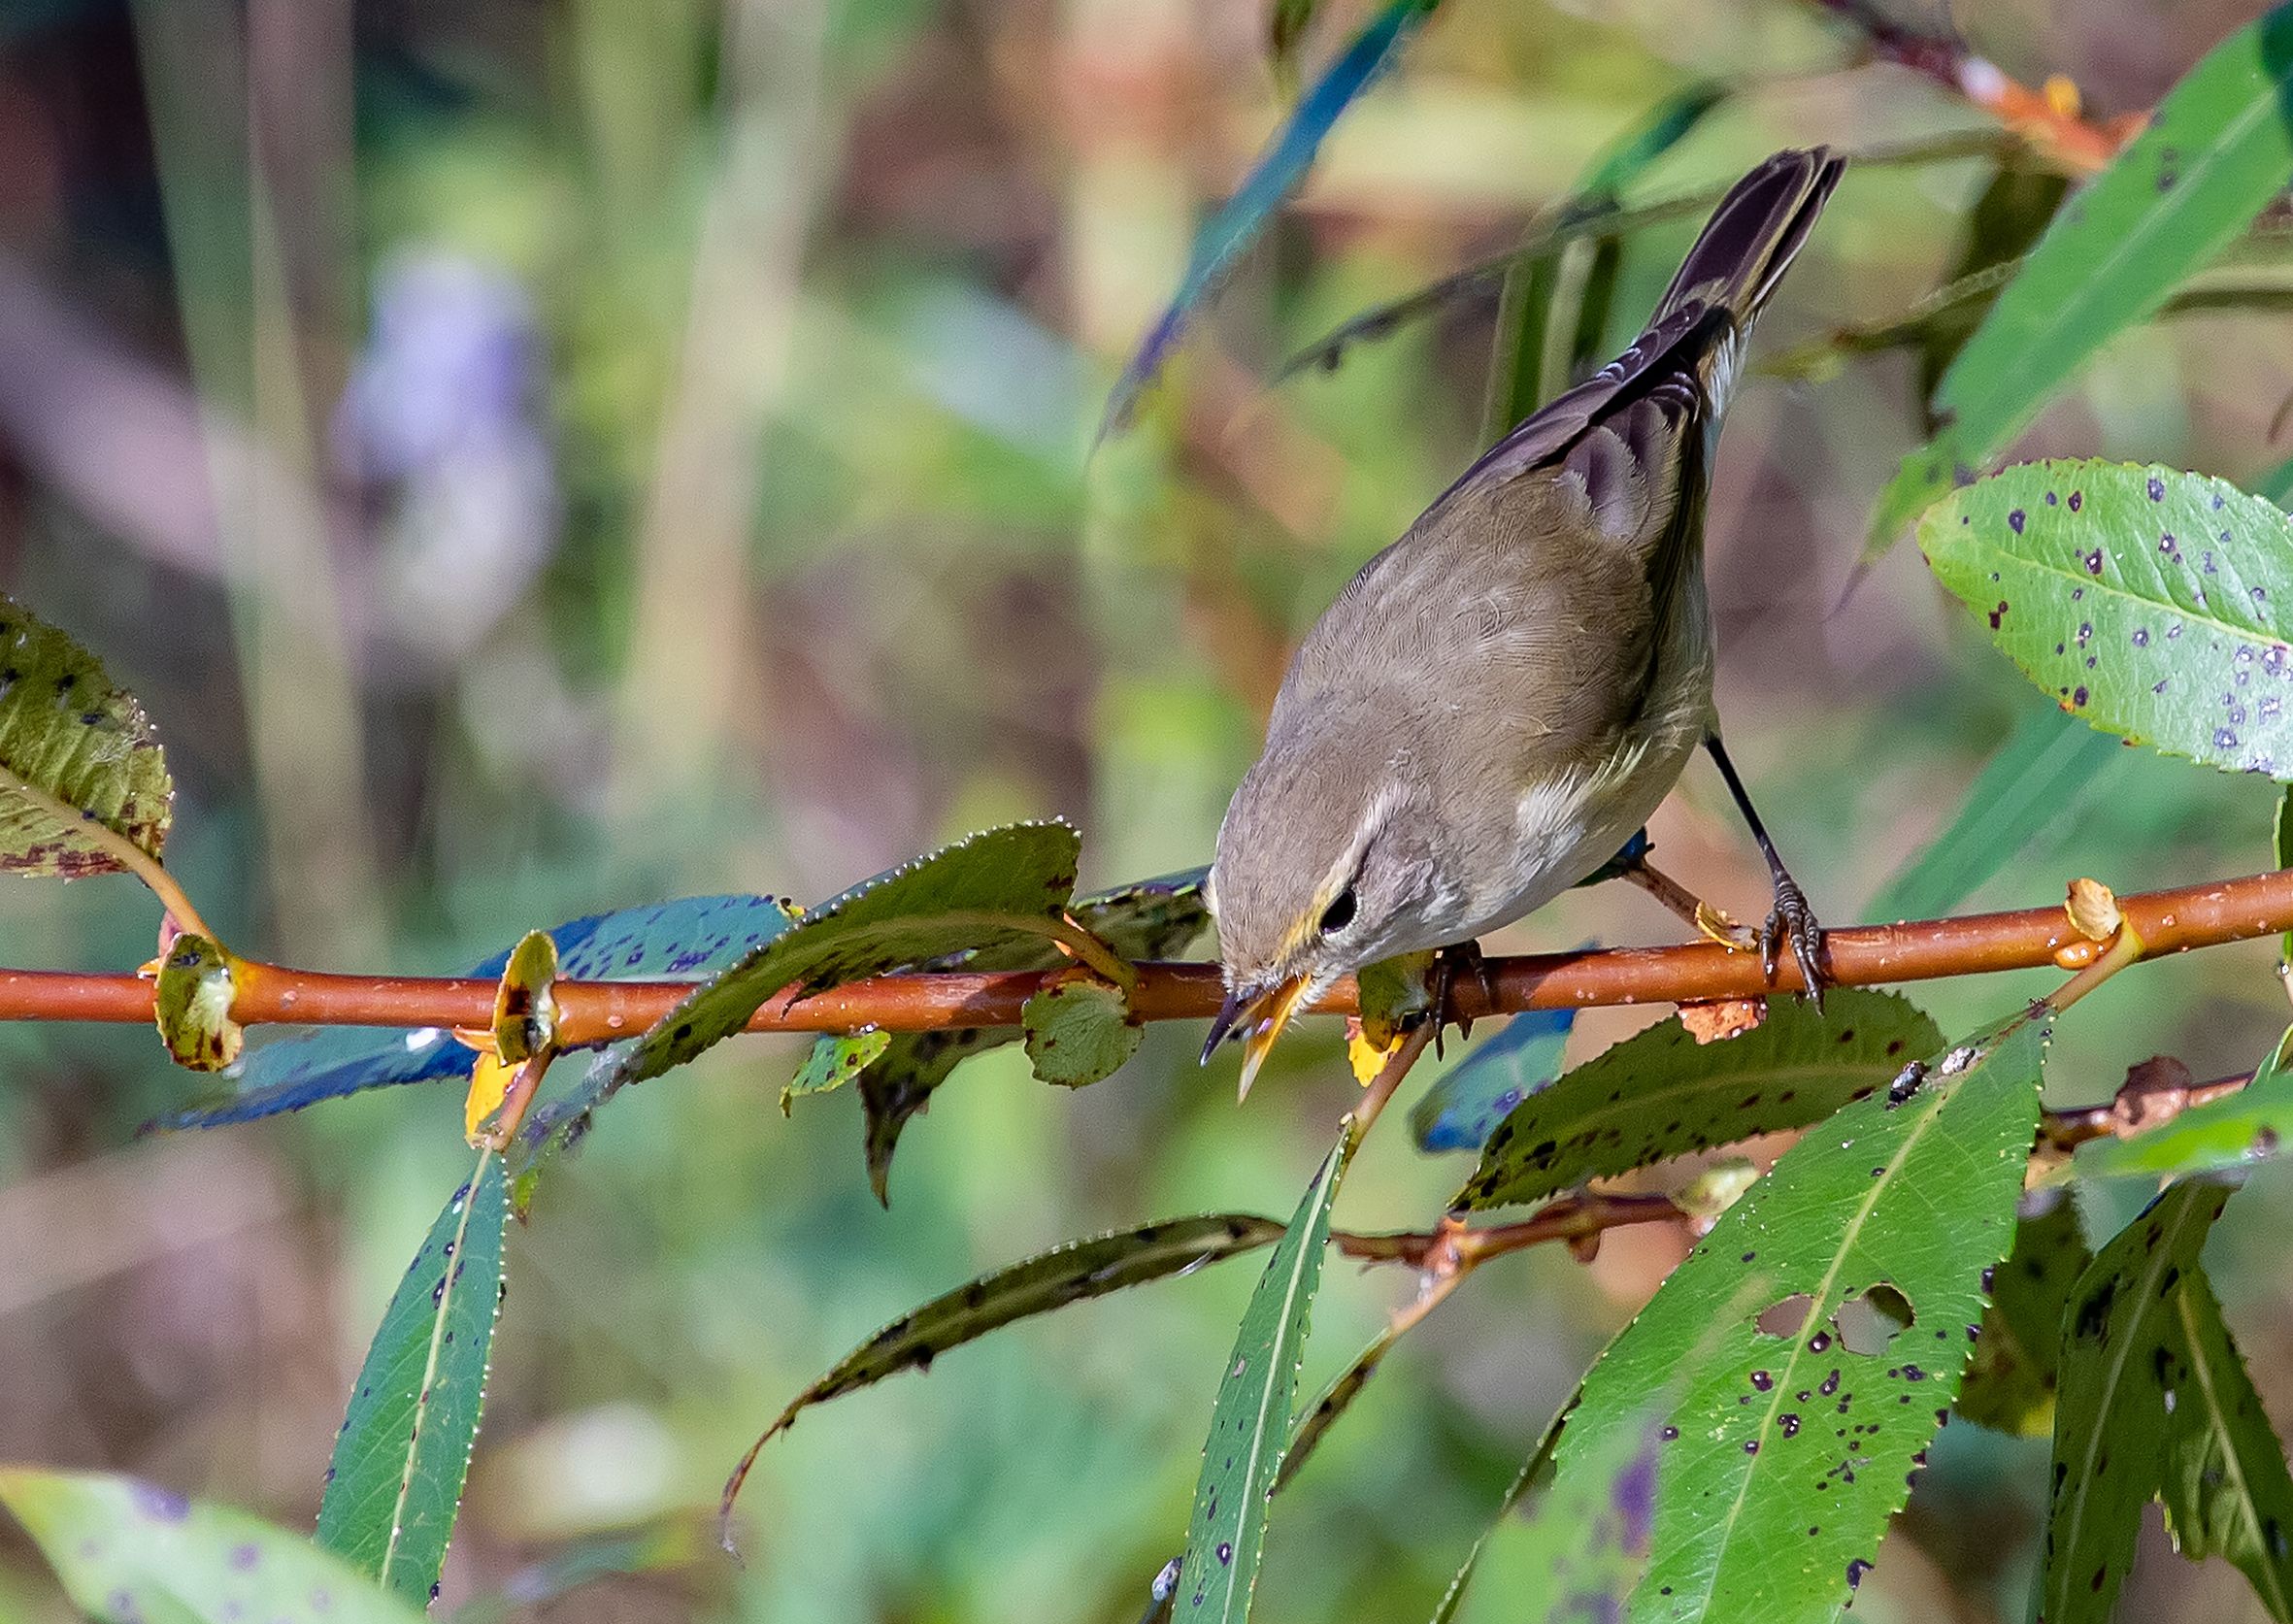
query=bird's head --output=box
[1203,735,1442,1096]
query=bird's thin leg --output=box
[1704,735,1828,999]
[1584,829,1757,950]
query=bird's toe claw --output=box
[1760,877,1828,1006]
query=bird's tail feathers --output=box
[1654,147,1844,330]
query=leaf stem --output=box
[0,762,216,942]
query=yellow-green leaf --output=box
[0,595,172,877]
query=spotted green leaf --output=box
[1955,1189,2090,1435]
[2160,1263,2293,1619]
[1868,5,2293,556]
[731,1213,1282,1474]
[1922,460,2293,778]
[1022,968,1143,1086]
[2036,1177,2237,1624]
[0,1467,422,1623]
[604,821,1080,1098]
[491,929,559,1064]
[1173,1125,1356,1621]
[0,594,173,877]
[2077,1026,2293,1181]
[1456,989,1942,1212]
[1550,1011,2045,1619]
[1411,1007,1576,1153]
[316,1150,509,1602]
[1448,1416,1663,1624]
[781,1026,890,1113]
[153,932,246,1073]
[1865,702,2124,923]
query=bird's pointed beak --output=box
[1200,976,1312,1103]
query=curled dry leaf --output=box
[1678,996,1766,1044]
[150,934,245,1072]
[490,929,559,1063]
[2066,877,2124,943]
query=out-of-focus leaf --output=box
[1866,703,2125,922]
[162,893,799,1129]
[2259,453,2293,510]
[1430,1410,1568,1624]
[1099,0,1436,438]
[152,932,246,1072]
[1266,0,1319,82]
[1448,1415,1664,1624]
[1171,1126,1356,1621]
[781,1027,890,1113]
[1868,6,2293,557]
[0,594,173,877]
[1410,1007,1575,1153]
[2159,1264,2293,1619]
[491,929,559,1063]
[0,1467,423,1623]
[1022,966,1142,1086]
[448,1524,699,1623]
[600,820,1081,1099]
[2077,1026,2293,1180]
[2036,1178,2237,1624]
[1457,989,1942,1212]
[1922,459,2293,778]
[2277,783,2293,969]
[842,866,1211,1204]
[727,1213,1283,1488]
[1917,159,2072,413]
[1550,1011,2045,1618]
[316,1151,509,1602]
[1955,1189,2089,1434]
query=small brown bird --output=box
[1204,148,1844,1095]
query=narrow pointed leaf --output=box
[1955,1189,2090,1435]
[1457,989,1943,1211]
[0,594,173,875]
[2077,1025,2293,1180]
[1549,1011,2045,1619]
[2037,1177,2237,1624]
[316,1151,510,1602]
[162,893,798,1129]
[1172,1126,1357,1620]
[1411,1007,1575,1153]
[1868,5,2293,556]
[603,821,1081,1096]
[1100,0,1436,437]
[1865,703,2125,922]
[0,1468,422,1623]
[1921,459,2293,778]
[2160,1266,2293,1619]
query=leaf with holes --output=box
[2036,1177,2237,1624]
[1546,1011,2044,1619]
[1172,1125,1356,1621]
[1457,990,1942,1211]
[2159,1262,2293,1620]
[0,1468,422,1624]
[1865,702,2124,922]
[1022,967,1142,1086]
[2077,1026,2293,1181]
[724,1211,1284,1524]
[1411,1008,1575,1153]
[1867,5,2293,556]
[162,893,799,1130]
[1922,460,2293,778]
[0,595,173,877]
[1955,1189,2090,1435]
[316,1150,509,1602]
[1099,0,1436,438]
[152,933,246,1073]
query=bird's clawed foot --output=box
[1426,941,1497,1057]
[1759,871,1829,1005]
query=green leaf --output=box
[1448,1414,1663,1624]
[316,1150,510,1602]
[1867,5,2293,556]
[781,1027,890,1113]
[733,1213,1282,1459]
[1022,968,1143,1086]
[1550,1011,2045,1619]
[491,929,558,1064]
[1921,459,2293,777]
[1456,989,1944,1212]
[1171,1126,1356,1621]
[152,932,246,1073]
[0,594,173,876]
[2159,1265,2293,1619]
[2259,452,2293,510]
[0,1467,423,1623]
[602,820,1080,1098]
[1913,158,2073,415]
[2036,1177,2237,1624]
[2276,782,2292,968]
[1430,1407,1570,1623]
[1864,703,2124,923]
[1955,1189,2090,1435]
[2077,1026,2293,1180]
[1411,1007,1576,1153]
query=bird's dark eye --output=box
[1318,886,1357,935]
